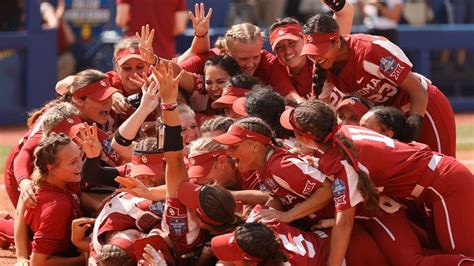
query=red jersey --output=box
[240,170,262,191]
[326,34,414,107]
[318,126,442,212]
[179,49,296,96]
[24,182,83,256]
[246,205,330,265]
[259,147,327,212]
[116,0,186,59]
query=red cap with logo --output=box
[50,115,83,138]
[187,150,227,179]
[130,152,165,178]
[269,24,303,51]
[116,46,145,66]
[213,124,271,145]
[231,97,247,116]
[301,32,340,57]
[72,78,118,102]
[211,86,249,109]
[211,231,259,262]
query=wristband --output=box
[114,131,133,147]
[195,31,208,38]
[160,102,178,111]
[163,125,183,152]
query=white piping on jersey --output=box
[286,157,327,183]
[372,39,413,67]
[363,60,399,87]
[458,257,474,265]
[341,160,364,208]
[410,154,443,198]
[355,215,396,241]
[272,174,308,200]
[349,132,395,148]
[425,110,442,154]
[427,186,456,250]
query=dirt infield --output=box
[0,114,472,264]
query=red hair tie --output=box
[328,126,360,172]
[322,124,341,144]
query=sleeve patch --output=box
[332,178,347,206]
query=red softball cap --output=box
[211,86,249,109]
[130,152,165,178]
[116,46,145,66]
[187,150,227,179]
[211,231,254,262]
[177,182,224,226]
[72,78,118,102]
[50,115,83,138]
[269,24,303,51]
[301,32,340,57]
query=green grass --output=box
[0,145,13,174]
[456,124,474,152]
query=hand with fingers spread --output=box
[136,24,157,65]
[189,3,212,37]
[19,179,37,209]
[130,71,154,88]
[138,244,167,266]
[112,92,132,115]
[151,63,183,103]
[137,80,160,115]
[74,123,102,158]
[115,176,151,199]
[253,208,293,224]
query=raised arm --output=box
[153,63,186,197]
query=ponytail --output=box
[312,64,326,97]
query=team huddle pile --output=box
[1,1,473,265]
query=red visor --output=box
[187,150,227,178]
[177,182,224,226]
[280,108,315,140]
[50,115,83,138]
[336,97,370,118]
[269,24,303,51]
[72,78,118,101]
[213,125,271,145]
[301,32,340,57]
[211,231,258,262]
[130,152,165,178]
[211,86,249,109]
[116,46,145,66]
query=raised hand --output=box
[130,71,154,88]
[138,80,160,115]
[189,3,212,37]
[74,122,102,159]
[111,92,131,115]
[136,24,157,65]
[115,176,150,199]
[151,63,183,103]
[138,244,167,266]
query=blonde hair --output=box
[42,102,80,134]
[188,137,226,157]
[178,103,196,118]
[215,23,264,54]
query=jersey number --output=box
[348,128,395,148]
[279,234,316,258]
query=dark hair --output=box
[341,95,372,110]
[96,244,135,266]
[245,86,291,139]
[303,14,341,97]
[269,17,302,32]
[369,106,413,143]
[294,100,379,211]
[200,185,243,232]
[233,117,280,146]
[204,55,241,77]
[33,133,72,186]
[229,74,261,89]
[200,116,235,134]
[235,223,286,264]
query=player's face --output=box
[228,39,262,76]
[308,40,340,70]
[135,173,165,187]
[77,96,113,125]
[200,156,239,190]
[117,58,148,94]
[274,38,305,69]
[337,106,363,126]
[226,140,260,173]
[205,65,232,101]
[360,112,391,137]
[180,112,200,146]
[49,142,82,186]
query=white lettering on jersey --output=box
[279,194,299,206]
[279,234,316,258]
[348,127,395,148]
